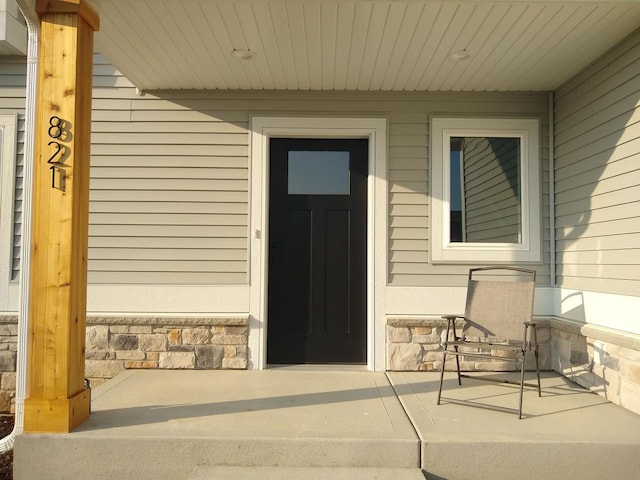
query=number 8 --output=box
[48,116,62,139]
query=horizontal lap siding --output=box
[0,58,25,281]
[100,84,549,286]
[389,112,430,282]
[388,104,550,287]
[90,55,249,284]
[3,53,550,287]
[554,30,640,296]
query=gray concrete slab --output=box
[15,369,420,480]
[189,466,426,479]
[388,371,640,480]
[15,369,640,480]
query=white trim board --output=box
[249,116,388,371]
[386,285,639,336]
[86,285,249,314]
[554,288,640,335]
[81,284,638,338]
[386,286,556,317]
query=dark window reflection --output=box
[450,137,521,243]
[288,151,350,195]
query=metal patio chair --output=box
[436,267,541,418]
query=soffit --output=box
[87,0,640,92]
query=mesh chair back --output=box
[462,271,535,342]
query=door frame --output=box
[249,117,388,371]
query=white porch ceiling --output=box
[87,0,640,92]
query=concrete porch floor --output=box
[14,368,640,480]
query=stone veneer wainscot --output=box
[386,316,552,372]
[1,315,639,415]
[85,316,249,388]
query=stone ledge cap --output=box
[550,316,640,351]
[87,316,248,327]
[387,316,550,328]
[387,316,456,327]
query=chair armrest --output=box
[523,321,539,348]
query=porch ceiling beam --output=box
[23,0,98,433]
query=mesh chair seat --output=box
[436,267,541,419]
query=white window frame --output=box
[430,117,541,263]
[0,114,18,311]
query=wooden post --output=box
[23,0,99,433]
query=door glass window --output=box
[288,151,350,195]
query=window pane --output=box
[288,151,350,195]
[450,137,521,243]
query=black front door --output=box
[267,138,368,364]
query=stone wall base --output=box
[0,316,17,413]
[386,316,552,372]
[85,316,249,388]
[0,315,249,411]
[386,316,640,416]
[2,314,639,416]
[549,318,640,415]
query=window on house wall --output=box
[430,117,541,263]
[0,115,18,302]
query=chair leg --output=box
[518,353,526,419]
[531,325,542,397]
[535,347,541,397]
[437,350,447,405]
[454,346,462,386]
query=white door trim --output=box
[249,116,388,371]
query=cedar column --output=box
[23,0,99,433]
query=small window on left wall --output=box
[0,114,19,310]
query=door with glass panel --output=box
[267,138,368,364]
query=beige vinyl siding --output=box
[102,86,550,286]
[0,58,25,281]
[3,53,550,286]
[554,29,640,296]
[90,55,249,284]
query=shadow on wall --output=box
[549,32,640,409]
[553,31,640,297]
[550,288,623,403]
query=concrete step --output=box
[18,370,640,480]
[15,435,420,480]
[189,466,426,480]
[15,370,422,480]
